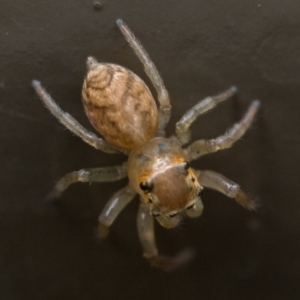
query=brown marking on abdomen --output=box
[82,63,158,150]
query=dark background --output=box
[1,0,300,299]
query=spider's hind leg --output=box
[32,80,127,154]
[116,19,171,135]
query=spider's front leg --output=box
[48,163,127,199]
[116,19,171,135]
[137,202,195,271]
[175,86,237,144]
[195,170,257,210]
[31,80,129,154]
[98,184,136,238]
[185,100,260,160]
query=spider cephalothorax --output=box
[32,19,259,271]
[127,137,203,228]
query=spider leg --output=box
[98,184,136,238]
[185,100,260,160]
[48,163,127,199]
[195,170,257,210]
[116,19,171,135]
[185,196,204,218]
[32,80,129,155]
[175,86,238,144]
[137,202,195,271]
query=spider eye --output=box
[139,181,152,191]
[183,161,190,170]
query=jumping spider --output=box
[32,19,260,271]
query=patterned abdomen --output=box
[82,63,158,150]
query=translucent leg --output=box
[176,86,237,144]
[156,214,181,229]
[32,80,129,154]
[137,202,195,271]
[48,163,127,199]
[116,19,171,134]
[98,184,136,238]
[196,170,257,210]
[185,196,204,218]
[185,100,260,160]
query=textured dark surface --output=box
[1,1,300,299]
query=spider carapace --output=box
[32,19,260,271]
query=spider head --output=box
[128,137,204,228]
[137,158,203,228]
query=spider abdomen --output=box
[82,62,158,150]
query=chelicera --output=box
[32,19,260,271]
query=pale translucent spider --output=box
[32,19,260,271]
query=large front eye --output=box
[139,181,153,192]
[183,161,190,170]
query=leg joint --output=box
[77,170,90,182]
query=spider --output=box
[32,19,260,271]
